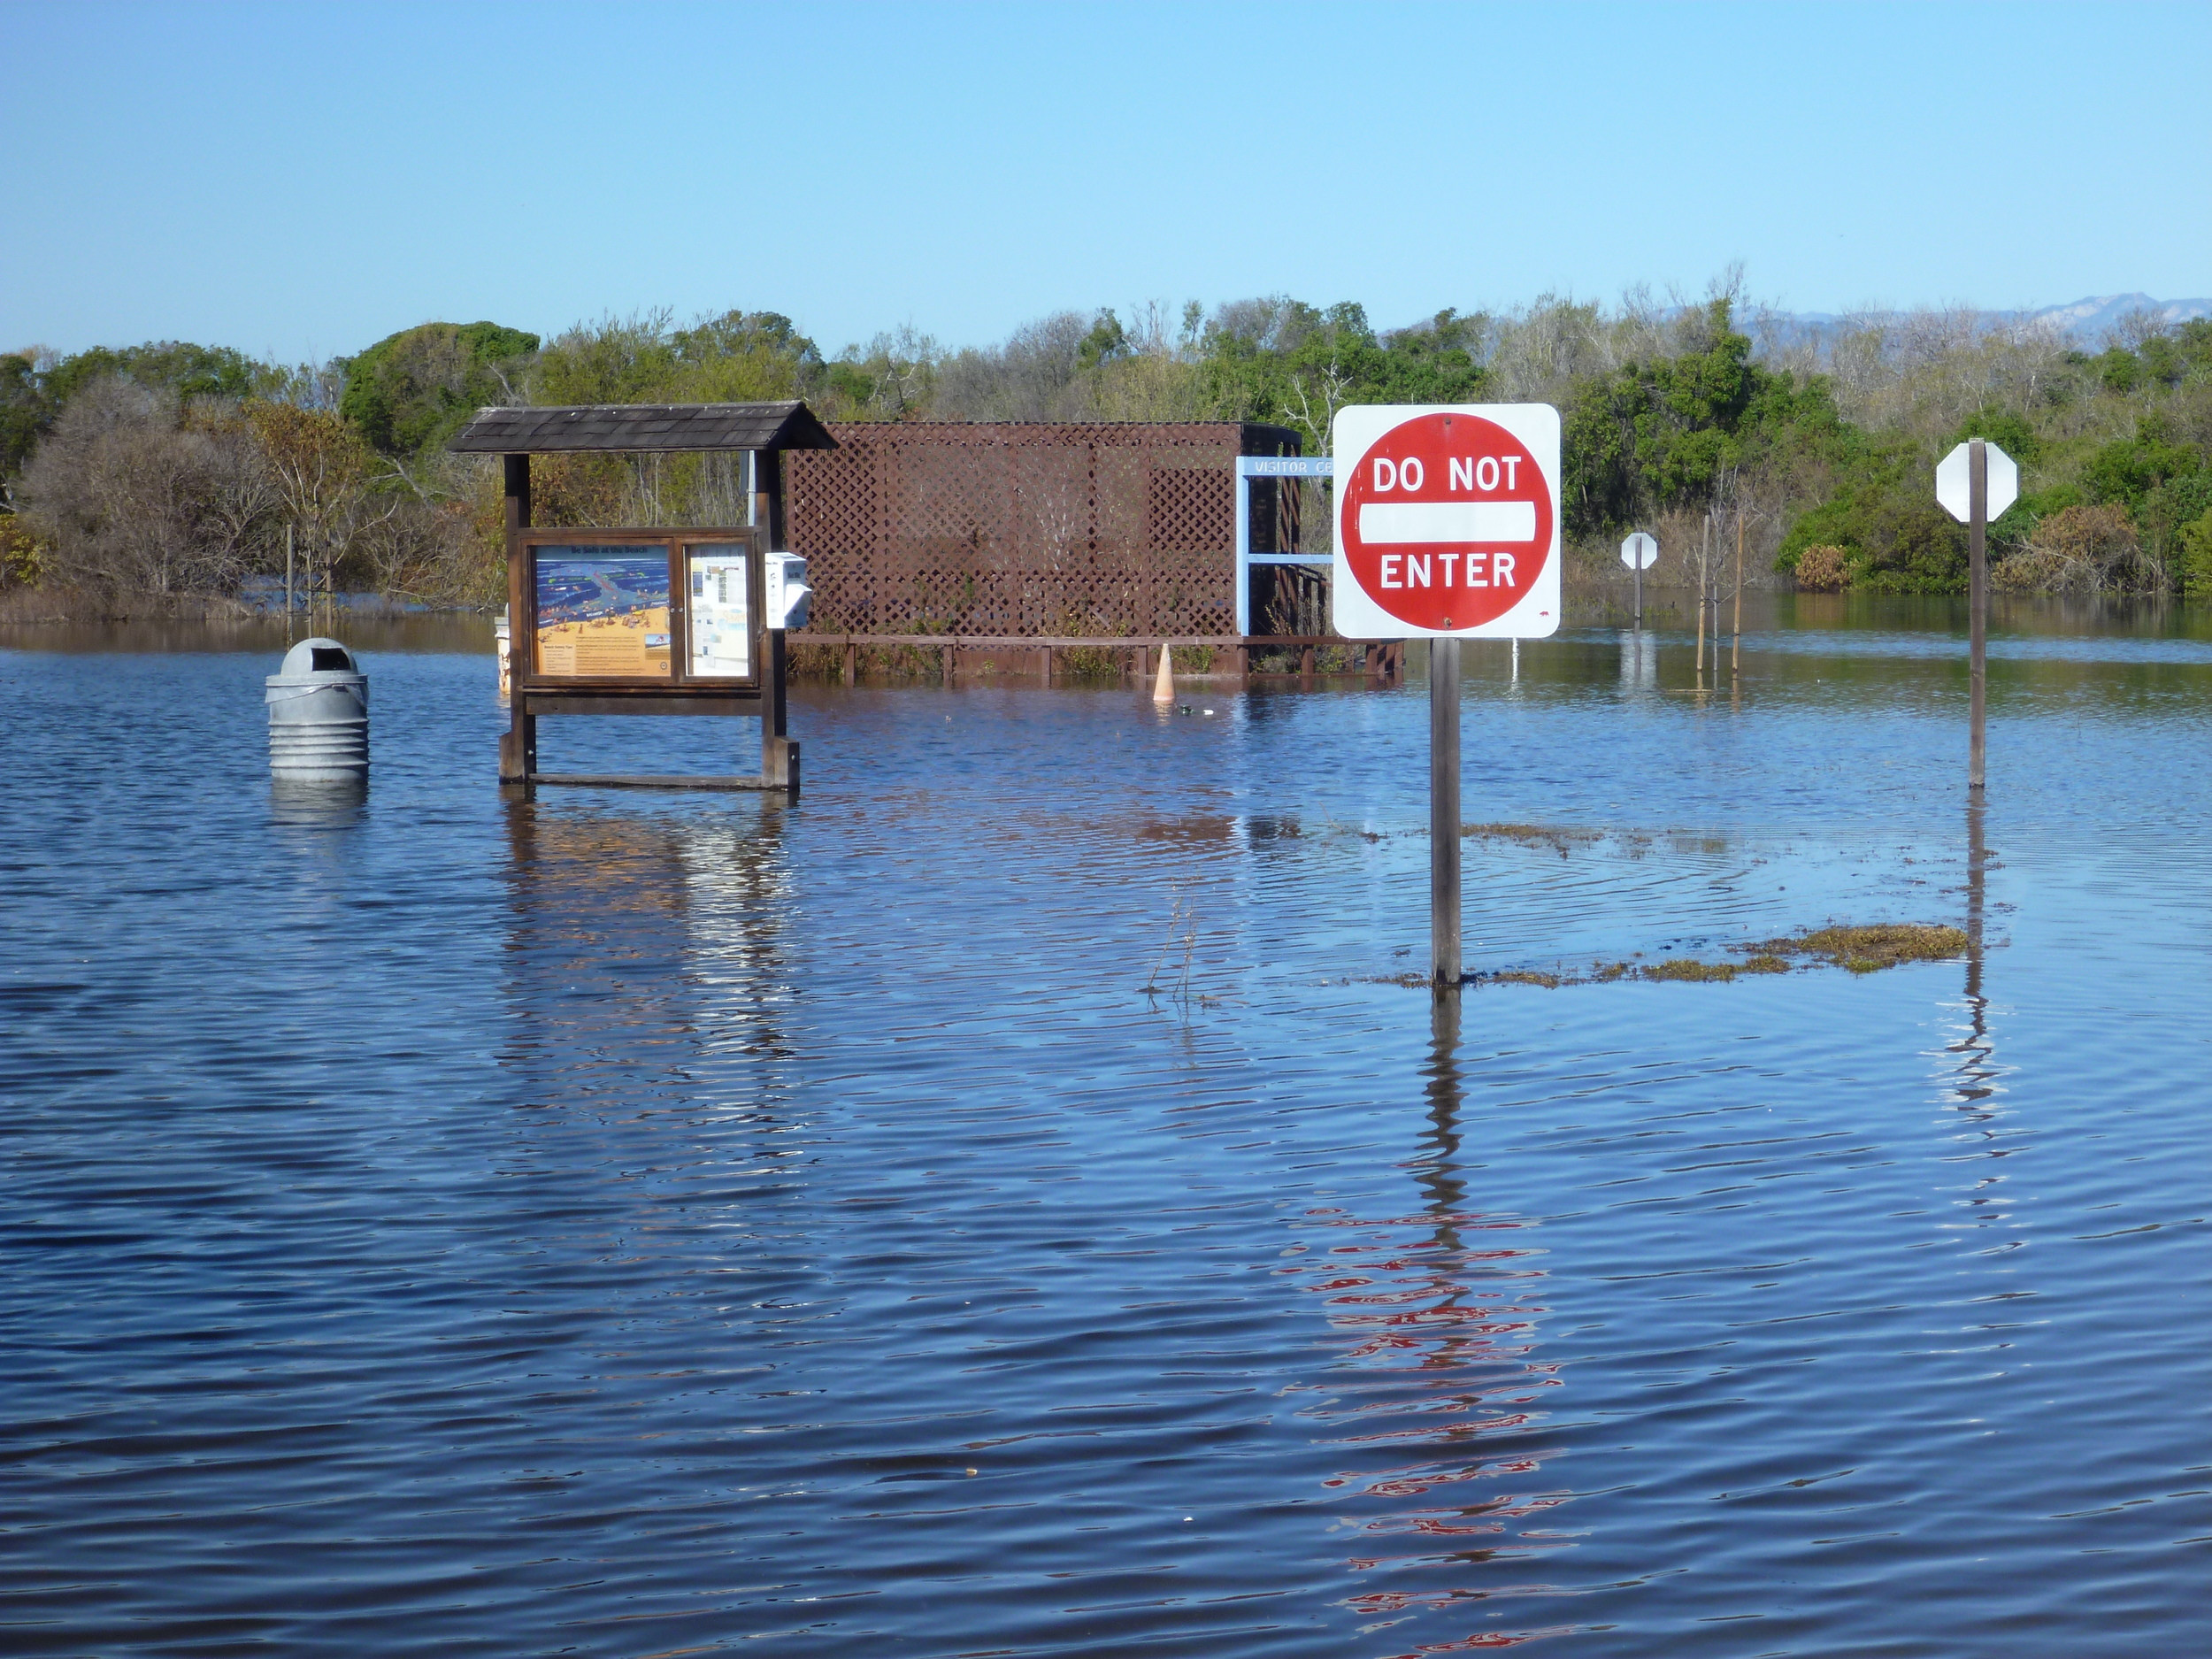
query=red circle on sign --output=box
[1341,412,1552,630]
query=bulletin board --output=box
[517,528,763,693]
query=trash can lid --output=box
[280,638,359,676]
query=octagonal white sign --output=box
[1937,442,2019,524]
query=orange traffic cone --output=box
[1152,643,1175,706]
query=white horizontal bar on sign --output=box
[1358,501,1537,544]
[1237,457,1337,478]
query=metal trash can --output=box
[266,638,369,781]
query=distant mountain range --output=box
[1769,293,2211,346]
[2014,293,2212,340]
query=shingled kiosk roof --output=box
[446,400,835,455]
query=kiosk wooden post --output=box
[762,627,795,790]
[499,453,535,784]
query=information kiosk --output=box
[448,401,834,795]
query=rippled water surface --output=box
[4,602,2208,1657]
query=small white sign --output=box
[687,550,751,678]
[1937,442,2019,523]
[1620,531,1658,571]
[1330,403,1561,639]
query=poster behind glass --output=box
[534,547,672,677]
[687,546,752,679]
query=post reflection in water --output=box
[1302,987,1575,1649]
[499,797,797,1100]
[1951,797,1998,1114]
[1617,627,1657,693]
[1936,793,2023,1268]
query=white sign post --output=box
[1936,440,2017,790]
[1620,530,1657,628]
[1331,403,1562,987]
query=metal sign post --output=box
[1621,531,1656,628]
[1332,403,1562,987]
[1970,444,1986,788]
[1430,636,1461,982]
[1937,439,2017,792]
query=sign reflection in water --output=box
[1296,992,1571,1644]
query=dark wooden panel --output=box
[526,693,762,718]
[526,773,783,791]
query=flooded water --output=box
[4,598,2208,1656]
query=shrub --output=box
[1855,501,1968,594]
[1994,503,2160,594]
[0,514,46,587]
[2179,509,2212,600]
[1793,543,1850,591]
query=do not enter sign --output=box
[1330,403,1561,639]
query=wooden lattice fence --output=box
[785,422,1302,640]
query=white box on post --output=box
[764,552,811,631]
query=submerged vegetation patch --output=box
[1642,958,1742,983]
[1371,922,1970,992]
[1462,822,1606,857]
[1743,924,1970,974]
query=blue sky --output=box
[6,0,2207,363]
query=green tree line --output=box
[4,285,2209,611]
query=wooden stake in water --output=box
[1431,637,1461,986]
[1732,506,1745,678]
[1694,515,1708,683]
[1970,438,1987,791]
